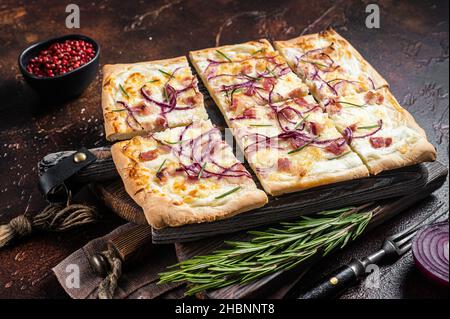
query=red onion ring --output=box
[116,101,143,130]
[170,125,250,180]
[412,221,449,286]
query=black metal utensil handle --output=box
[298,260,364,299]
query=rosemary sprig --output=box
[300,59,329,69]
[358,124,379,130]
[337,101,367,108]
[227,88,243,105]
[164,139,186,145]
[159,206,374,295]
[119,84,129,98]
[328,151,351,160]
[265,67,278,78]
[156,159,167,174]
[250,124,273,127]
[294,114,311,129]
[288,141,312,155]
[216,50,232,62]
[163,86,169,102]
[158,69,174,79]
[198,163,207,179]
[215,186,241,199]
[252,48,265,56]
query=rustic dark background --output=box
[0,0,448,299]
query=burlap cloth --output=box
[52,223,184,299]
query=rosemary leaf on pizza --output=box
[111,120,268,228]
[102,56,208,141]
[274,28,388,102]
[230,96,369,195]
[326,87,436,174]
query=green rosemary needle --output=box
[294,114,311,129]
[216,50,232,62]
[164,139,185,145]
[119,84,129,98]
[288,141,312,155]
[358,124,379,130]
[300,59,329,69]
[215,186,241,199]
[198,163,207,179]
[266,67,278,78]
[252,48,264,56]
[337,101,367,108]
[158,69,174,79]
[158,206,374,295]
[156,159,167,174]
[250,124,273,127]
[328,151,351,161]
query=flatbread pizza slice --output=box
[111,119,268,228]
[189,40,309,117]
[229,96,369,195]
[274,28,388,102]
[102,56,208,141]
[325,87,436,174]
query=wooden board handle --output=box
[89,224,153,276]
[109,224,153,262]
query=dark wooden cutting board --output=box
[92,163,429,243]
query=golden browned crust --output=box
[264,164,370,196]
[142,187,268,229]
[368,88,436,174]
[366,138,436,175]
[383,87,428,138]
[111,138,268,229]
[365,89,436,174]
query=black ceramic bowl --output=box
[18,34,100,100]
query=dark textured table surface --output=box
[0,0,448,299]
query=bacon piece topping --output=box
[325,141,346,155]
[364,91,384,105]
[309,122,324,136]
[277,158,291,172]
[262,77,276,91]
[288,88,305,99]
[370,137,392,148]
[139,149,158,161]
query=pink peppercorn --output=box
[26,39,96,77]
